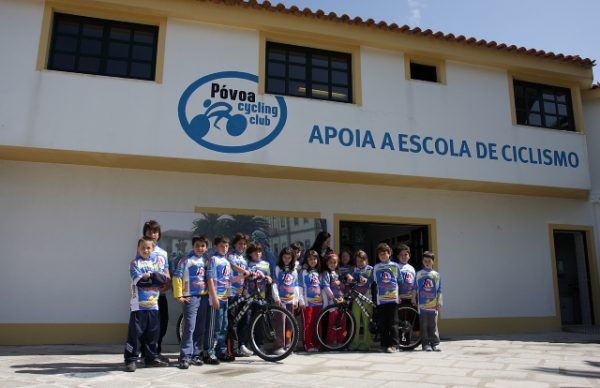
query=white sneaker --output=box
[273,348,286,356]
[422,344,433,352]
[238,345,253,357]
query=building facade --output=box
[1,0,599,344]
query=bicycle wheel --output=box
[397,306,421,350]
[176,313,184,344]
[249,305,299,362]
[314,304,355,351]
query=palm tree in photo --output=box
[219,214,271,238]
[191,213,227,239]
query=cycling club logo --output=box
[178,71,287,153]
[423,279,434,291]
[282,273,294,286]
[381,271,392,283]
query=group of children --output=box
[124,222,443,372]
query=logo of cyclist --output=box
[423,279,434,291]
[192,99,248,138]
[178,71,287,153]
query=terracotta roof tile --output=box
[199,0,595,68]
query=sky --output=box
[263,0,600,83]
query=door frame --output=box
[548,224,600,325]
[333,213,438,269]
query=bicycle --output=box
[314,281,421,351]
[176,279,299,362]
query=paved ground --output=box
[1,332,599,387]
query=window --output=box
[48,13,158,81]
[410,62,437,82]
[513,80,575,131]
[294,217,299,226]
[266,42,352,103]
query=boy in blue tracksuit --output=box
[124,237,168,372]
[173,235,210,369]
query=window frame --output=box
[37,3,166,83]
[512,79,576,132]
[404,55,446,85]
[265,41,353,103]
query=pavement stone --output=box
[1,331,599,387]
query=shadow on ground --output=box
[530,360,600,380]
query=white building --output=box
[1,0,599,344]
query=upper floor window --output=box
[48,13,158,81]
[266,42,352,103]
[409,62,437,82]
[513,80,575,131]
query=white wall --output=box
[0,160,594,324]
[0,0,591,190]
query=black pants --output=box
[228,296,245,354]
[158,294,169,353]
[141,294,169,356]
[377,302,399,347]
[124,310,160,363]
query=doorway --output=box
[553,230,595,325]
[339,220,430,270]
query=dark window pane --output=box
[134,30,154,44]
[54,35,77,52]
[312,67,328,83]
[289,80,306,96]
[312,54,328,67]
[516,110,527,124]
[82,23,103,37]
[311,83,329,99]
[525,87,537,104]
[268,62,285,77]
[332,86,349,101]
[515,96,525,110]
[80,38,102,56]
[108,42,129,58]
[289,50,306,64]
[331,56,348,70]
[77,56,100,73]
[132,45,153,61]
[268,47,285,61]
[528,113,541,126]
[558,117,571,130]
[110,27,131,41]
[558,104,567,116]
[514,84,524,98]
[556,93,567,103]
[542,90,555,101]
[267,77,285,94]
[410,62,437,82]
[131,62,152,79]
[332,70,348,85]
[528,100,540,113]
[57,19,79,35]
[543,101,556,115]
[106,59,128,76]
[51,53,75,70]
[545,115,558,128]
[288,64,305,80]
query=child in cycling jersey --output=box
[272,247,300,354]
[349,250,374,351]
[227,233,252,358]
[124,237,168,372]
[373,243,402,353]
[321,253,346,347]
[205,235,233,364]
[413,251,443,352]
[298,250,323,352]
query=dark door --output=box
[554,230,594,325]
